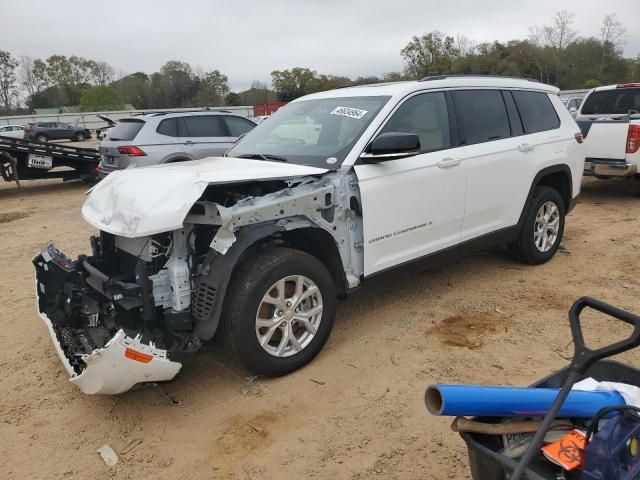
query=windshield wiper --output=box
[235,153,288,163]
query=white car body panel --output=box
[82,157,328,237]
[583,122,628,160]
[355,145,467,275]
[0,125,25,139]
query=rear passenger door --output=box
[178,115,232,159]
[454,89,530,242]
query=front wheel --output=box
[222,248,337,376]
[509,186,565,265]
[36,134,47,143]
[74,132,85,141]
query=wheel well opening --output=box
[268,228,348,297]
[537,171,571,212]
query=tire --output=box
[36,134,47,143]
[509,186,565,265]
[74,132,85,141]
[222,247,337,377]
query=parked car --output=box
[575,83,640,179]
[96,114,117,140]
[563,96,583,117]
[24,121,92,143]
[0,124,24,139]
[34,76,583,394]
[97,111,257,177]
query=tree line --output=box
[0,11,637,114]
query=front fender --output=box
[192,219,313,340]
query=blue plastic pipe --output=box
[425,384,626,418]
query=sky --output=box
[2,0,639,91]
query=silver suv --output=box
[97,111,256,177]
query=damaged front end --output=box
[33,236,201,394]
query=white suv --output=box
[34,76,584,394]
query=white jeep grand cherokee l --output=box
[34,76,584,394]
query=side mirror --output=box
[360,132,420,163]
[569,107,577,116]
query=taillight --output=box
[627,125,640,154]
[574,132,584,144]
[117,146,146,156]
[617,83,640,89]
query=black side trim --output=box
[193,222,283,340]
[517,164,573,225]
[366,225,520,280]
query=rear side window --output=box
[156,118,178,137]
[108,120,145,141]
[223,116,255,137]
[453,90,511,144]
[512,91,560,133]
[178,116,225,137]
[581,88,640,115]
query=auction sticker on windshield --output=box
[330,106,368,119]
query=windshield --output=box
[581,88,640,115]
[226,95,390,169]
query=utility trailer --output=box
[0,135,100,185]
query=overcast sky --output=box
[3,0,639,91]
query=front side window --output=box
[512,91,560,133]
[179,116,224,137]
[226,95,390,169]
[379,92,450,153]
[453,90,511,144]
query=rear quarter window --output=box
[512,91,560,133]
[223,116,256,137]
[156,118,178,137]
[453,90,511,145]
[108,120,145,141]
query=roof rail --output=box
[148,108,227,117]
[418,74,540,83]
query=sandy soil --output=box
[1,175,640,479]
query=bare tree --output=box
[455,34,476,57]
[19,56,49,98]
[541,11,576,86]
[89,61,115,86]
[599,13,627,75]
[0,50,18,112]
[528,25,547,48]
[543,10,576,50]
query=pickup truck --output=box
[576,83,640,179]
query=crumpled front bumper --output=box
[34,247,182,395]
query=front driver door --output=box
[354,91,467,276]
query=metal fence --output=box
[0,106,255,131]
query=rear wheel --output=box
[36,134,47,143]
[222,248,336,376]
[74,132,85,141]
[509,186,565,265]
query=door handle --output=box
[184,140,194,144]
[518,143,535,152]
[437,157,461,168]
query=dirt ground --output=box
[1,173,640,480]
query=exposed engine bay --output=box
[33,174,362,394]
